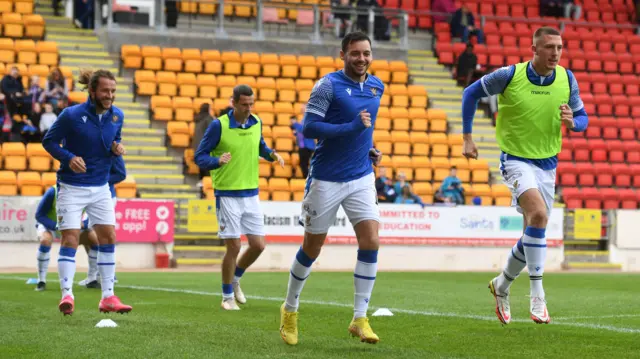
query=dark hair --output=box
[341,31,371,53]
[232,84,254,102]
[78,68,116,92]
[533,27,561,41]
[450,166,457,170]
[199,103,210,113]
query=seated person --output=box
[440,167,465,205]
[375,167,397,203]
[394,184,426,208]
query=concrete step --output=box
[413,76,457,85]
[409,63,445,71]
[140,192,199,200]
[46,34,100,43]
[428,92,462,101]
[124,155,181,163]
[123,136,165,147]
[137,183,194,191]
[126,145,168,156]
[176,258,222,266]
[59,49,111,58]
[174,233,219,241]
[46,26,95,35]
[125,119,152,128]
[423,85,462,95]
[56,42,106,50]
[127,163,182,174]
[411,70,452,79]
[61,58,116,67]
[407,56,438,64]
[407,49,434,56]
[132,173,185,185]
[122,128,166,136]
[562,262,622,271]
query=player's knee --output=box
[225,239,241,257]
[60,232,79,248]
[39,237,52,247]
[527,208,548,228]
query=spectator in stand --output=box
[440,166,465,205]
[394,184,426,208]
[10,114,37,144]
[219,97,233,118]
[290,104,315,179]
[26,75,45,113]
[40,68,69,107]
[451,5,485,44]
[39,102,58,139]
[331,0,354,38]
[375,167,397,203]
[540,0,582,19]
[193,103,214,187]
[455,44,478,88]
[1,66,25,116]
[30,102,42,138]
[432,0,456,23]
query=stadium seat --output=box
[41,172,56,189]
[2,142,26,170]
[26,143,51,171]
[0,171,18,196]
[115,176,137,198]
[17,171,42,196]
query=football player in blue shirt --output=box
[42,69,132,315]
[279,32,384,345]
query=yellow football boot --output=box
[348,317,379,344]
[280,303,299,345]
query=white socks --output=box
[284,247,315,312]
[98,244,116,299]
[522,226,547,298]
[496,238,527,294]
[87,245,99,281]
[353,250,378,319]
[58,246,76,299]
[37,244,51,283]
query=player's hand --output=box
[69,156,86,173]
[270,151,285,168]
[560,104,574,129]
[462,137,478,159]
[111,141,126,156]
[369,148,382,166]
[219,152,232,165]
[360,110,372,128]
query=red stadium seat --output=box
[601,188,620,210]
[619,189,638,209]
[632,165,640,187]
[624,141,640,163]
[558,162,577,186]
[613,164,632,187]
[582,187,601,209]
[571,138,589,162]
[594,163,613,187]
[576,163,595,186]
[607,140,625,163]
[562,187,582,209]
[588,139,607,162]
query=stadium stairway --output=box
[36,1,224,265]
[407,49,503,183]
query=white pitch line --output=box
[2,276,640,334]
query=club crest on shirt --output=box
[371,88,377,97]
[112,115,118,123]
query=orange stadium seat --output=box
[18,171,42,196]
[115,176,137,198]
[2,142,26,170]
[0,171,18,196]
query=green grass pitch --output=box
[1,272,639,359]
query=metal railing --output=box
[95,0,410,48]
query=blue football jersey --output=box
[305,70,385,182]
